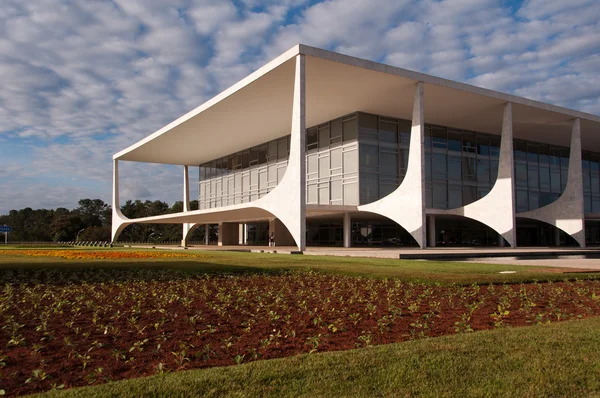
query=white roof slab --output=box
[114,44,600,166]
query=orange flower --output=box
[0,250,209,260]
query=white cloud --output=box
[0,0,599,214]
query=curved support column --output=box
[518,118,585,247]
[432,102,517,247]
[182,165,192,246]
[111,159,132,243]
[111,56,307,250]
[183,223,202,243]
[358,82,426,248]
[253,54,306,251]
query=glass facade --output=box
[424,125,501,209]
[352,220,416,246]
[434,217,499,246]
[585,221,600,246]
[357,112,411,204]
[246,222,269,246]
[514,140,569,213]
[197,109,600,247]
[306,221,343,246]
[199,113,360,209]
[306,114,359,205]
[199,136,290,209]
[582,152,600,213]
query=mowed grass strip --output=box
[0,247,597,285]
[35,317,600,398]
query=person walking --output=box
[269,233,275,247]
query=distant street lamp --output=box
[76,228,85,241]
[148,232,156,243]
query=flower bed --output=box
[1,269,599,396]
[0,250,209,260]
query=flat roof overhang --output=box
[114,44,600,166]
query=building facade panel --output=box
[199,113,361,209]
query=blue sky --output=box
[1,0,599,214]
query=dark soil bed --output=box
[1,269,600,396]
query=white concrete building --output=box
[112,44,600,251]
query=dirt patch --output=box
[1,269,600,396]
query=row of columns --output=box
[115,54,586,250]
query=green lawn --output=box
[33,316,600,398]
[0,246,598,285]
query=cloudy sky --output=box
[1,0,599,214]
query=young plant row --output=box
[1,269,599,396]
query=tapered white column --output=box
[343,213,351,248]
[111,159,130,243]
[181,165,192,247]
[205,224,209,245]
[518,118,585,247]
[253,54,306,251]
[463,102,516,248]
[358,82,426,248]
[430,102,516,248]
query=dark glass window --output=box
[448,186,462,208]
[331,119,342,141]
[399,120,411,145]
[462,157,477,181]
[529,191,539,210]
[380,151,398,176]
[360,144,379,172]
[258,146,267,164]
[463,133,476,153]
[379,120,398,143]
[528,165,539,189]
[249,148,258,166]
[515,164,527,187]
[424,127,432,149]
[432,127,447,149]
[539,166,550,190]
[319,126,330,148]
[477,135,490,156]
[432,153,448,179]
[490,136,501,158]
[448,156,461,181]
[550,148,561,166]
[447,130,462,152]
[433,182,447,208]
[550,170,561,192]
[516,189,528,212]
[539,144,550,165]
[359,113,378,141]
[527,143,539,163]
[307,128,318,150]
[514,140,527,162]
[477,159,490,184]
[342,118,357,142]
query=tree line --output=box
[0,199,205,242]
